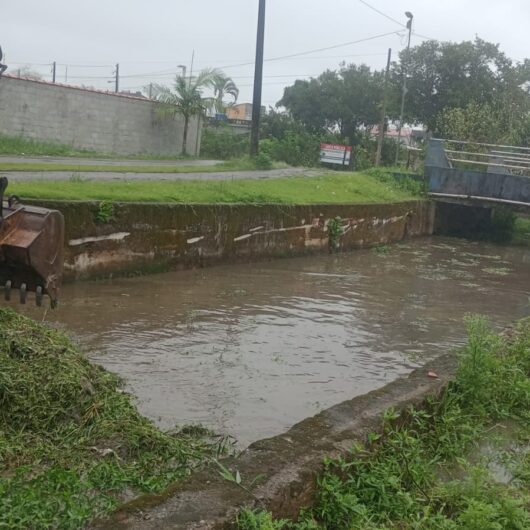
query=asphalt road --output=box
[0,156,221,167]
[3,167,320,181]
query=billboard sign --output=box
[320,143,352,166]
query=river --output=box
[19,237,530,446]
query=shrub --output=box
[201,125,249,159]
[252,152,273,170]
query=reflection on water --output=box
[17,237,530,446]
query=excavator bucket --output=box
[0,177,64,307]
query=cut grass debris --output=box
[0,308,217,529]
[237,316,530,529]
[9,172,421,204]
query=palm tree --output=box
[153,69,217,155]
[212,74,239,114]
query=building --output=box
[226,103,253,121]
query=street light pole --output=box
[178,65,187,80]
[375,48,392,166]
[250,0,266,156]
[395,11,413,165]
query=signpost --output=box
[319,143,352,166]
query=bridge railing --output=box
[431,138,530,177]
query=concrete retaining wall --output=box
[25,200,435,281]
[0,76,201,155]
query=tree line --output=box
[156,38,529,162]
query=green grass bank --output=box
[9,172,421,204]
[237,317,530,530]
[0,134,192,160]
[0,308,219,529]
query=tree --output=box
[212,73,239,114]
[279,64,384,143]
[392,37,524,130]
[153,69,217,155]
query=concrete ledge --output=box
[90,353,457,530]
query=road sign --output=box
[320,143,352,166]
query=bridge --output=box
[425,139,530,214]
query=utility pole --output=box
[52,61,56,83]
[65,66,68,83]
[250,0,266,156]
[189,50,195,88]
[395,11,413,165]
[114,63,120,93]
[375,48,392,166]
[148,82,153,99]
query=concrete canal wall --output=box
[25,200,435,281]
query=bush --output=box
[260,131,335,167]
[490,207,517,242]
[252,152,273,170]
[200,125,249,159]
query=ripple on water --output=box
[16,237,529,447]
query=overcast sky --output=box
[4,0,529,106]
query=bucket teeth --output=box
[2,280,49,307]
[4,280,11,301]
[19,283,27,304]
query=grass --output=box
[0,308,218,529]
[237,316,530,529]
[8,173,421,204]
[513,217,530,246]
[0,134,195,160]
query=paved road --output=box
[0,156,221,167]
[3,167,320,181]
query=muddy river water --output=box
[21,237,530,446]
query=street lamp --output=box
[395,11,414,165]
[177,64,187,80]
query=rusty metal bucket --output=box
[0,177,64,307]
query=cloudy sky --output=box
[4,0,529,106]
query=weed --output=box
[327,217,343,251]
[375,244,390,254]
[95,201,115,224]
[237,317,530,530]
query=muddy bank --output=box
[24,200,434,280]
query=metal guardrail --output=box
[431,138,530,177]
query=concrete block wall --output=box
[0,76,201,155]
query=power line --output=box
[219,30,402,70]
[357,2,438,41]
[413,31,437,41]
[357,0,405,28]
